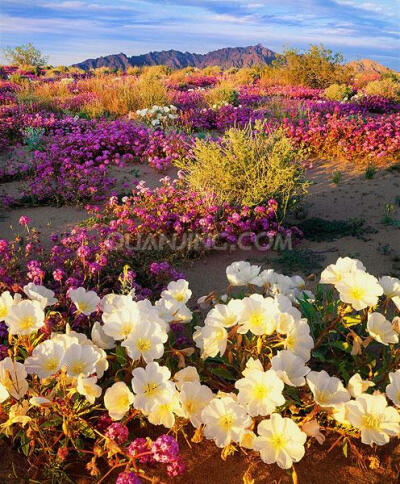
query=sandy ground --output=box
[0,160,399,483]
[180,161,400,299]
[1,160,399,297]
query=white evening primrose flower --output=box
[271,350,310,387]
[226,261,262,287]
[100,293,134,313]
[104,381,134,420]
[242,357,264,377]
[307,370,350,408]
[155,297,192,324]
[0,357,28,399]
[235,369,285,417]
[379,276,400,310]
[77,375,102,404]
[237,294,278,336]
[269,274,294,298]
[161,279,192,304]
[302,419,325,445]
[320,257,366,285]
[68,287,100,315]
[24,340,65,379]
[23,283,57,309]
[254,414,307,469]
[179,382,213,428]
[332,403,351,426]
[0,382,9,403]
[347,373,375,398]
[146,388,183,428]
[204,299,243,328]
[345,393,400,446]
[173,366,200,390]
[62,343,100,377]
[91,321,116,350]
[259,268,277,287]
[386,370,400,407]
[201,396,252,448]
[283,320,314,362]
[240,429,257,449]
[193,322,228,359]
[0,291,19,322]
[122,320,168,363]
[335,270,383,311]
[131,361,172,413]
[367,313,399,345]
[29,396,51,407]
[5,300,45,336]
[102,300,140,340]
[275,294,302,321]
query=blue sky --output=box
[1,0,399,68]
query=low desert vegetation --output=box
[177,125,307,215]
[0,42,399,484]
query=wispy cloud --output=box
[0,0,399,68]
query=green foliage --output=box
[271,248,324,274]
[365,163,377,179]
[324,83,353,101]
[23,126,45,150]
[206,81,239,107]
[272,44,352,88]
[3,42,48,68]
[176,124,308,218]
[364,78,400,100]
[133,72,168,109]
[297,217,375,241]
[332,171,342,184]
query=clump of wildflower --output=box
[105,422,129,444]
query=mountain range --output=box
[72,44,277,71]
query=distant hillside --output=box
[347,59,391,74]
[72,44,277,71]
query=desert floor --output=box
[0,160,399,483]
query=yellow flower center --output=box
[252,383,269,401]
[397,391,400,404]
[185,400,198,414]
[44,358,59,372]
[0,305,8,319]
[84,383,96,396]
[349,287,365,301]
[77,301,90,312]
[270,433,287,450]
[286,334,295,350]
[223,315,237,326]
[118,394,129,408]
[174,292,186,302]
[362,414,382,430]
[136,338,152,352]
[316,390,332,405]
[20,316,35,330]
[121,322,133,337]
[143,382,159,397]
[218,414,234,431]
[70,361,85,375]
[249,311,264,328]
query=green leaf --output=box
[115,345,128,365]
[210,366,236,381]
[40,417,63,429]
[331,341,351,353]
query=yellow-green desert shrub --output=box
[205,81,239,107]
[324,83,353,101]
[176,124,307,217]
[364,78,400,100]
